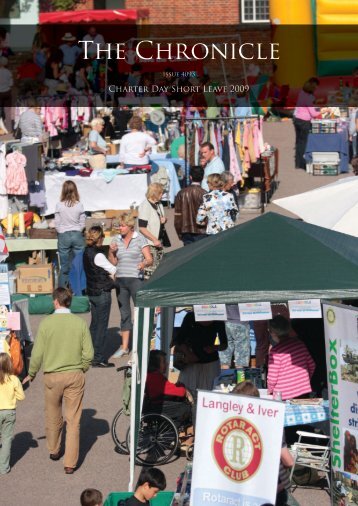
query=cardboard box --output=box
[28,251,48,265]
[108,143,119,155]
[17,264,53,294]
[105,209,138,219]
[29,229,58,239]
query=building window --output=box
[105,0,125,6]
[241,0,269,23]
[94,0,125,7]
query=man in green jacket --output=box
[23,287,94,474]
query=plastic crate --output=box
[104,491,174,506]
[311,152,340,163]
[243,367,264,388]
[213,367,263,389]
[311,120,338,134]
[238,188,261,209]
[312,163,339,176]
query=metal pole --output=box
[104,55,108,105]
[219,47,233,117]
[185,119,189,187]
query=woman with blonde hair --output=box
[88,117,108,170]
[196,173,238,235]
[0,353,25,475]
[119,115,156,168]
[109,212,152,358]
[138,183,169,277]
[55,180,86,287]
[83,226,116,368]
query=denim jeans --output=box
[116,277,143,331]
[0,409,16,474]
[89,291,112,363]
[58,231,84,288]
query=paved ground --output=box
[2,120,344,505]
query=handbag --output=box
[160,226,171,248]
[14,125,22,140]
[157,206,171,248]
[173,343,198,371]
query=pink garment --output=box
[5,152,28,195]
[210,123,218,155]
[228,131,242,182]
[43,105,68,136]
[294,107,321,121]
[258,117,265,153]
[294,90,320,121]
[253,120,261,159]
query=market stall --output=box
[304,121,349,174]
[184,115,278,208]
[130,212,358,493]
[106,153,181,205]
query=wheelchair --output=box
[111,365,194,466]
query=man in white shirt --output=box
[60,33,82,73]
[82,26,105,57]
[200,142,225,191]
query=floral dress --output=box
[196,189,238,235]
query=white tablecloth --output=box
[106,155,181,205]
[43,172,148,215]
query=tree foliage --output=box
[40,0,77,11]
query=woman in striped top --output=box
[267,315,315,401]
[108,212,152,359]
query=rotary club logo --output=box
[212,417,263,482]
[326,308,336,324]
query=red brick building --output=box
[45,1,272,82]
[75,0,270,26]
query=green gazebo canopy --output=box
[136,212,358,307]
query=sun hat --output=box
[61,33,76,42]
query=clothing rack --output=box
[15,93,102,106]
[183,115,261,186]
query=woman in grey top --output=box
[108,212,152,359]
[18,102,43,142]
[55,181,86,288]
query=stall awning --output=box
[136,212,358,307]
[39,9,149,24]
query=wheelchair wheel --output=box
[186,443,194,461]
[111,408,130,455]
[127,413,179,466]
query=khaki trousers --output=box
[44,371,85,469]
[89,154,106,170]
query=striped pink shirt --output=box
[267,337,315,400]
